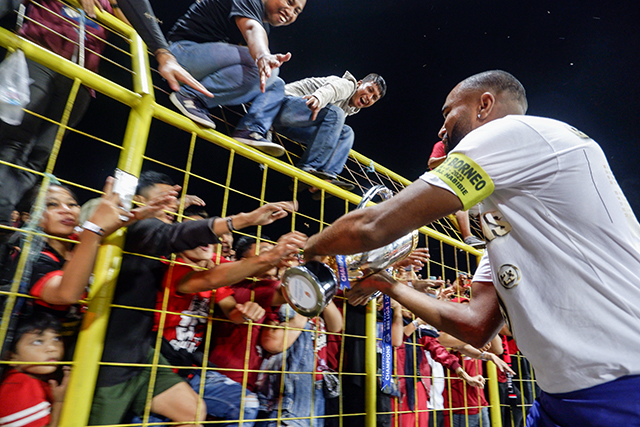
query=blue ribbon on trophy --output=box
[335,255,350,290]
[380,294,393,393]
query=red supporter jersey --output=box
[444,355,488,415]
[208,278,281,391]
[0,370,52,427]
[154,257,234,354]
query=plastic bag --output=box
[0,49,30,125]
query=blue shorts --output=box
[526,375,640,427]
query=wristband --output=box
[82,221,104,237]
[226,216,235,232]
[255,53,268,65]
[412,319,419,328]
[479,351,487,361]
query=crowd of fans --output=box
[0,171,529,427]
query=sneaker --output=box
[232,129,285,157]
[464,236,486,248]
[311,179,355,200]
[169,92,216,129]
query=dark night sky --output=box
[51,0,640,218]
[157,0,640,214]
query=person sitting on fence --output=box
[273,72,387,194]
[89,170,299,426]
[0,312,69,427]
[166,0,306,158]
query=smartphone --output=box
[113,169,138,220]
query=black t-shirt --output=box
[97,217,220,387]
[168,0,268,46]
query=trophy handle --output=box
[357,184,394,210]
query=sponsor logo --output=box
[498,264,521,289]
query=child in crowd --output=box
[0,312,69,427]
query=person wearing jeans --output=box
[271,72,386,193]
[166,0,306,157]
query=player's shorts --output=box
[526,374,640,427]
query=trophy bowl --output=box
[282,185,418,316]
[281,261,338,317]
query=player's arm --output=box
[351,274,504,349]
[304,180,462,259]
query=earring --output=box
[477,114,481,118]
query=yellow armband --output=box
[429,153,494,210]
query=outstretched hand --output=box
[346,270,397,306]
[236,301,266,323]
[156,51,213,97]
[130,184,181,223]
[264,231,307,269]
[394,247,430,270]
[246,201,298,226]
[256,52,291,92]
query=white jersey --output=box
[421,115,640,394]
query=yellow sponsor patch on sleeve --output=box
[429,153,494,210]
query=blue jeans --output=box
[257,379,325,427]
[169,40,284,136]
[273,96,354,176]
[190,371,260,427]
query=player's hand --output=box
[347,270,397,306]
[237,301,266,322]
[156,51,213,97]
[256,52,291,92]
[303,95,322,121]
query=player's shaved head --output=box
[459,70,528,115]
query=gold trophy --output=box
[282,185,419,316]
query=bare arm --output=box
[235,16,291,92]
[176,231,306,293]
[260,313,308,354]
[218,297,266,324]
[428,156,447,169]
[349,273,504,349]
[304,180,462,259]
[321,300,342,333]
